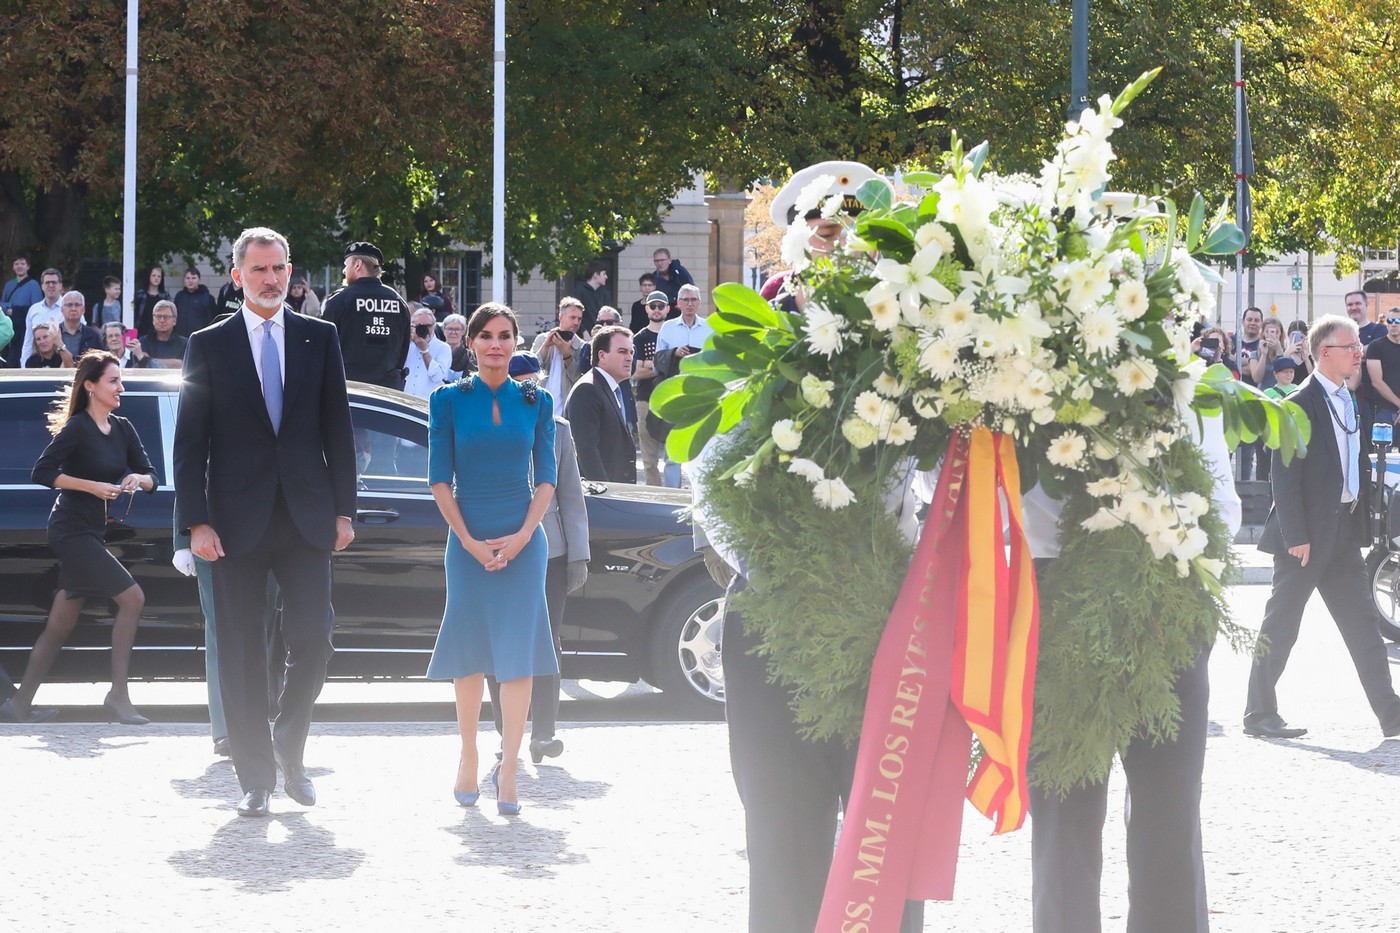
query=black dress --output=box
[31,412,158,599]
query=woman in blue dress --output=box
[427,303,558,815]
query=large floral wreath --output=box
[655,70,1309,795]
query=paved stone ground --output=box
[6,585,1400,931]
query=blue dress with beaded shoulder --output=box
[425,374,559,682]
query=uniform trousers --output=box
[1029,644,1212,933]
[210,493,335,794]
[723,577,923,933]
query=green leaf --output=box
[1199,223,1247,256]
[856,217,914,255]
[712,283,782,330]
[902,171,940,188]
[966,140,990,177]
[665,409,723,462]
[1185,193,1206,253]
[918,192,941,218]
[856,178,893,212]
[649,374,724,425]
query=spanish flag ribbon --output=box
[816,429,1039,932]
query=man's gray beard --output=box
[248,290,288,312]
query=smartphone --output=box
[557,329,576,341]
[124,328,139,342]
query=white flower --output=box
[854,390,885,425]
[915,222,956,253]
[1079,306,1123,355]
[1046,431,1088,468]
[781,220,813,273]
[912,389,942,419]
[1195,556,1226,580]
[1079,407,1107,427]
[1081,507,1124,533]
[1062,259,1113,311]
[734,460,758,487]
[934,174,997,236]
[771,419,802,452]
[787,458,825,483]
[1114,279,1150,321]
[842,417,878,449]
[793,173,837,217]
[864,279,904,331]
[813,477,857,510]
[873,372,904,397]
[936,290,979,337]
[1085,475,1124,498]
[1112,357,1158,395]
[804,304,848,357]
[801,374,835,409]
[885,417,917,446]
[870,242,955,322]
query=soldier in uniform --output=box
[320,241,411,391]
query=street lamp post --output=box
[1069,0,1089,120]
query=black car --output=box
[0,370,725,708]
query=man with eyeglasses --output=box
[55,290,103,359]
[1364,309,1400,429]
[632,290,675,486]
[1245,313,1400,740]
[20,268,64,366]
[140,300,188,369]
[651,247,694,307]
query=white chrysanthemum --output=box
[781,220,813,273]
[1082,507,1125,533]
[1114,279,1150,321]
[885,417,917,446]
[842,417,878,449]
[1085,475,1124,498]
[787,458,825,483]
[918,336,963,382]
[820,194,845,219]
[1046,431,1088,468]
[1080,306,1123,355]
[804,304,848,357]
[915,221,956,253]
[771,419,802,452]
[793,174,837,217]
[1063,260,1113,311]
[813,477,857,510]
[936,291,978,337]
[854,390,885,425]
[801,374,835,409]
[873,372,904,397]
[1112,357,1158,395]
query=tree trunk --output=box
[0,170,40,267]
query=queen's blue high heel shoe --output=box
[454,789,480,807]
[490,762,521,816]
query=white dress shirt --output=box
[656,315,715,353]
[404,336,454,399]
[593,367,627,421]
[241,304,285,395]
[1312,369,1358,503]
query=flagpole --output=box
[1234,38,1243,339]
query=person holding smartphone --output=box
[530,297,587,408]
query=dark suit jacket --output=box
[1259,374,1370,562]
[566,370,637,484]
[173,310,357,557]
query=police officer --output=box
[321,241,411,390]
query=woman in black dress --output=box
[7,351,159,724]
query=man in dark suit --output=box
[566,325,637,484]
[174,227,357,818]
[1246,313,1400,740]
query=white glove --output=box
[172,548,197,577]
[566,560,589,593]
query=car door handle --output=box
[356,508,400,524]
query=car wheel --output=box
[1366,547,1400,643]
[646,574,726,709]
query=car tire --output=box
[646,573,727,709]
[1365,547,1400,643]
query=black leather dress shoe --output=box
[528,737,565,764]
[213,737,231,758]
[1381,711,1400,738]
[276,752,316,807]
[237,790,272,817]
[1243,714,1308,739]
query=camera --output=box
[557,329,576,341]
[414,323,432,339]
